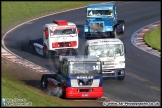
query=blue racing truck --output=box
[41,55,103,98]
[84,3,125,38]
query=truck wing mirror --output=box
[124,44,126,53]
[77,28,80,34]
[44,29,49,39]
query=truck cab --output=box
[85,38,125,80]
[29,20,79,59]
[41,55,103,98]
[84,3,125,38]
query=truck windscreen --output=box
[69,61,101,75]
[49,26,77,36]
[89,44,124,57]
[87,10,112,17]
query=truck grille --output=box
[90,23,103,32]
[78,89,92,92]
[102,61,115,68]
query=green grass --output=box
[144,27,161,51]
[2,1,103,33]
[2,71,71,107]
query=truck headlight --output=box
[84,29,88,32]
[119,61,125,65]
[106,26,113,31]
[84,26,89,32]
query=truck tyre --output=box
[118,20,125,33]
[57,86,63,98]
[43,47,51,59]
[111,27,117,38]
[72,48,78,55]
[121,22,125,33]
[117,75,124,80]
[57,84,66,98]
[41,75,48,89]
[85,33,88,39]
[117,71,125,80]
[41,74,58,89]
[29,41,35,53]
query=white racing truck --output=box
[85,38,126,80]
[28,20,79,59]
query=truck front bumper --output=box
[66,87,103,98]
[85,32,112,38]
[102,69,125,77]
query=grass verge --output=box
[144,27,161,51]
[2,1,104,34]
[2,67,71,107]
[1,57,103,107]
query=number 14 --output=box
[93,65,98,70]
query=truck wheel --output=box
[117,70,125,80]
[41,74,58,89]
[111,27,117,38]
[57,84,66,98]
[117,75,124,80]
[29,41,35,53]
[120,21,125,33]
[41,75,48,89]
[85,33,88,39]
[43,47,51,59]
[117,20,125,33]
[57,86,63,98]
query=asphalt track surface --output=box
[2,1,161,102]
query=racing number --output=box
[93,65,98,70]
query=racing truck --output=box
[85,38,125,80]
[41,55,103,98]
[28,20,79,59]
[84,3,125,38]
